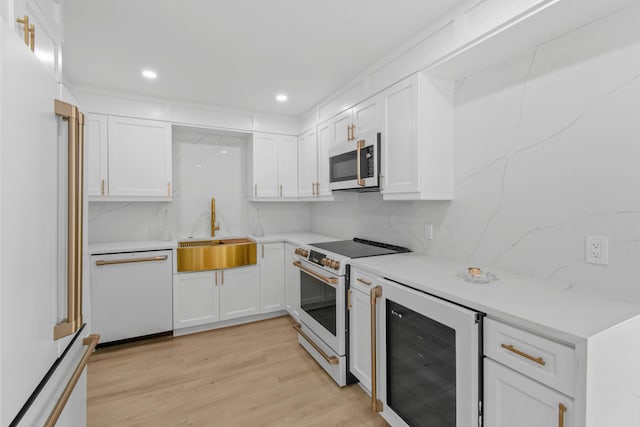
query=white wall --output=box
[88,127,311,242]
[312,5,640,298]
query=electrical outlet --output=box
[585,235,608,265]
[424,223,433,240]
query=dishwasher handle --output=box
[95,255,168,266]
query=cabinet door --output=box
[86,114,108,196]
[107,116,172,197]
[219,267,260,321]
[297,130,318,197]
[352,97,380,141]
[381,75,420,195]
[485,359,574,427]
[316,121,332,196]
[349,287,371,392]
[277,135,298,197]
[173,272,219,329]
[284,243,300,320]
[259,243,285,313]
[252,132,279,197]
[331,109,353,147]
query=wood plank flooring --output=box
[88,316,388,426]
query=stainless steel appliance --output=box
[372,278,483,427]
[292,238,410,386]
[328,131,380,191]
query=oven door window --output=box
[300,270,337,336]
[386,300,456,427]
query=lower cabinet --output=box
[484,359,574,427]
[284,243,300,320]
[173,266,259,329]
[259,242,285,313]
[348,285,372,392]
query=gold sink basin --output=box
[177,238,257,272]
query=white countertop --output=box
[351,253,640,343]
[87,232,339,255]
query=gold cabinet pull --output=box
[221,270,224,285]
[357,278,372,286]
[280,184,283,197]
[347,289,352,311]
[101,179,105,195]
[351,123,356,141]
[500,344,546,366]
[215,271,218,286]
[167,181,171,196]
[293,323,339,365]
[16,15,30,46]
[370,286,383,413]
[559,403,567,427]
[292,261,338,285]
[96,256,168,266]
[312,182,315,196]
[254,183,257,197]
[28,24,35,52]
[262,244,264,259]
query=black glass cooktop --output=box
[309,238,411,259]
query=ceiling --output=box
[63,0,463,116]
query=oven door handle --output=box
[356,139,365,186]
[292,261,338,285]
[293,323,339,365]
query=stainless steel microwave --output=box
[328,131,380,191]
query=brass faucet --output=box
[211,197,220,237]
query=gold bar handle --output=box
[293,323,339,365]
[356,139,365,186]
[16,15,29,45]
[96,256,168,266]
[559,403,567,427]
[254,183,257,197]
[221,270,224,285]
[501,343,546,366]
[262,244,264,258]
[312,182,316,196]
[28,24,35,52]
[292,261,338,285]
[167,181,171,196]
[101,179,105,195]
[45,334,100,427]
[370,286,383,412]
[280,184,283,197]
[351,123,356,141]
[357,278,372,286]
[215,271,218,286]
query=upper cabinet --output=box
[380,72,454,200]
[86,114,173,200]
[251,132,298,199]
[297,129,317,197]
[13,0,62,78]
[329,97,381,148]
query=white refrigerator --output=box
[0,16,95,427]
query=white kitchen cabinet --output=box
[107,116,172,198]
[284,243,300,320]
[259,242,285,313]
[173,271,220,329]
[484,359,574,427]
[380,72,454,200]
[86,113,108,196]
[13,0,62,78]
[297,130,318,197]
[174,265,261,329]
[349,286,372,392]
[219,266,260,321]
[330,97,381,148]
[251,132,298,198]
[316,121,332,196]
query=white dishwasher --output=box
[91,249,173,345]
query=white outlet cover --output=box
[585,235,609,265]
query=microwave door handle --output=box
[357,139,365,186]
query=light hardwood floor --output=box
[88,316,388,426]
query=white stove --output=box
[292,238,410,386]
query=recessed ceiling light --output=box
[276,94,288,102]
[142,69,157,79]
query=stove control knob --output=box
[333,261,341,270]
[294,248,302,256]
[302,249,309,257]
[321,258,329,266]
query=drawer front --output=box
[350,268,380,293]
[484,318,577,397]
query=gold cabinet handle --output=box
[357,278,372,286]
[215,271,218,286]
[221,270,224,285]
[167,181,171,196]
[28,23,35,52]
[254,183,257,197]
[370,286,383,413]
[280,184,283,197]
[16,15,30,46]
[292,261,338,285]
[500,344,546,366]
[96,255,168,266]
[559,403,567,427]
[293,323,339,365]
[356,139,365,186]
[262,244,264,258]
[351,124,356,141]
[101,179,105,195]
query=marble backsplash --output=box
[88,128,311,242]
[312,3,640,298]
